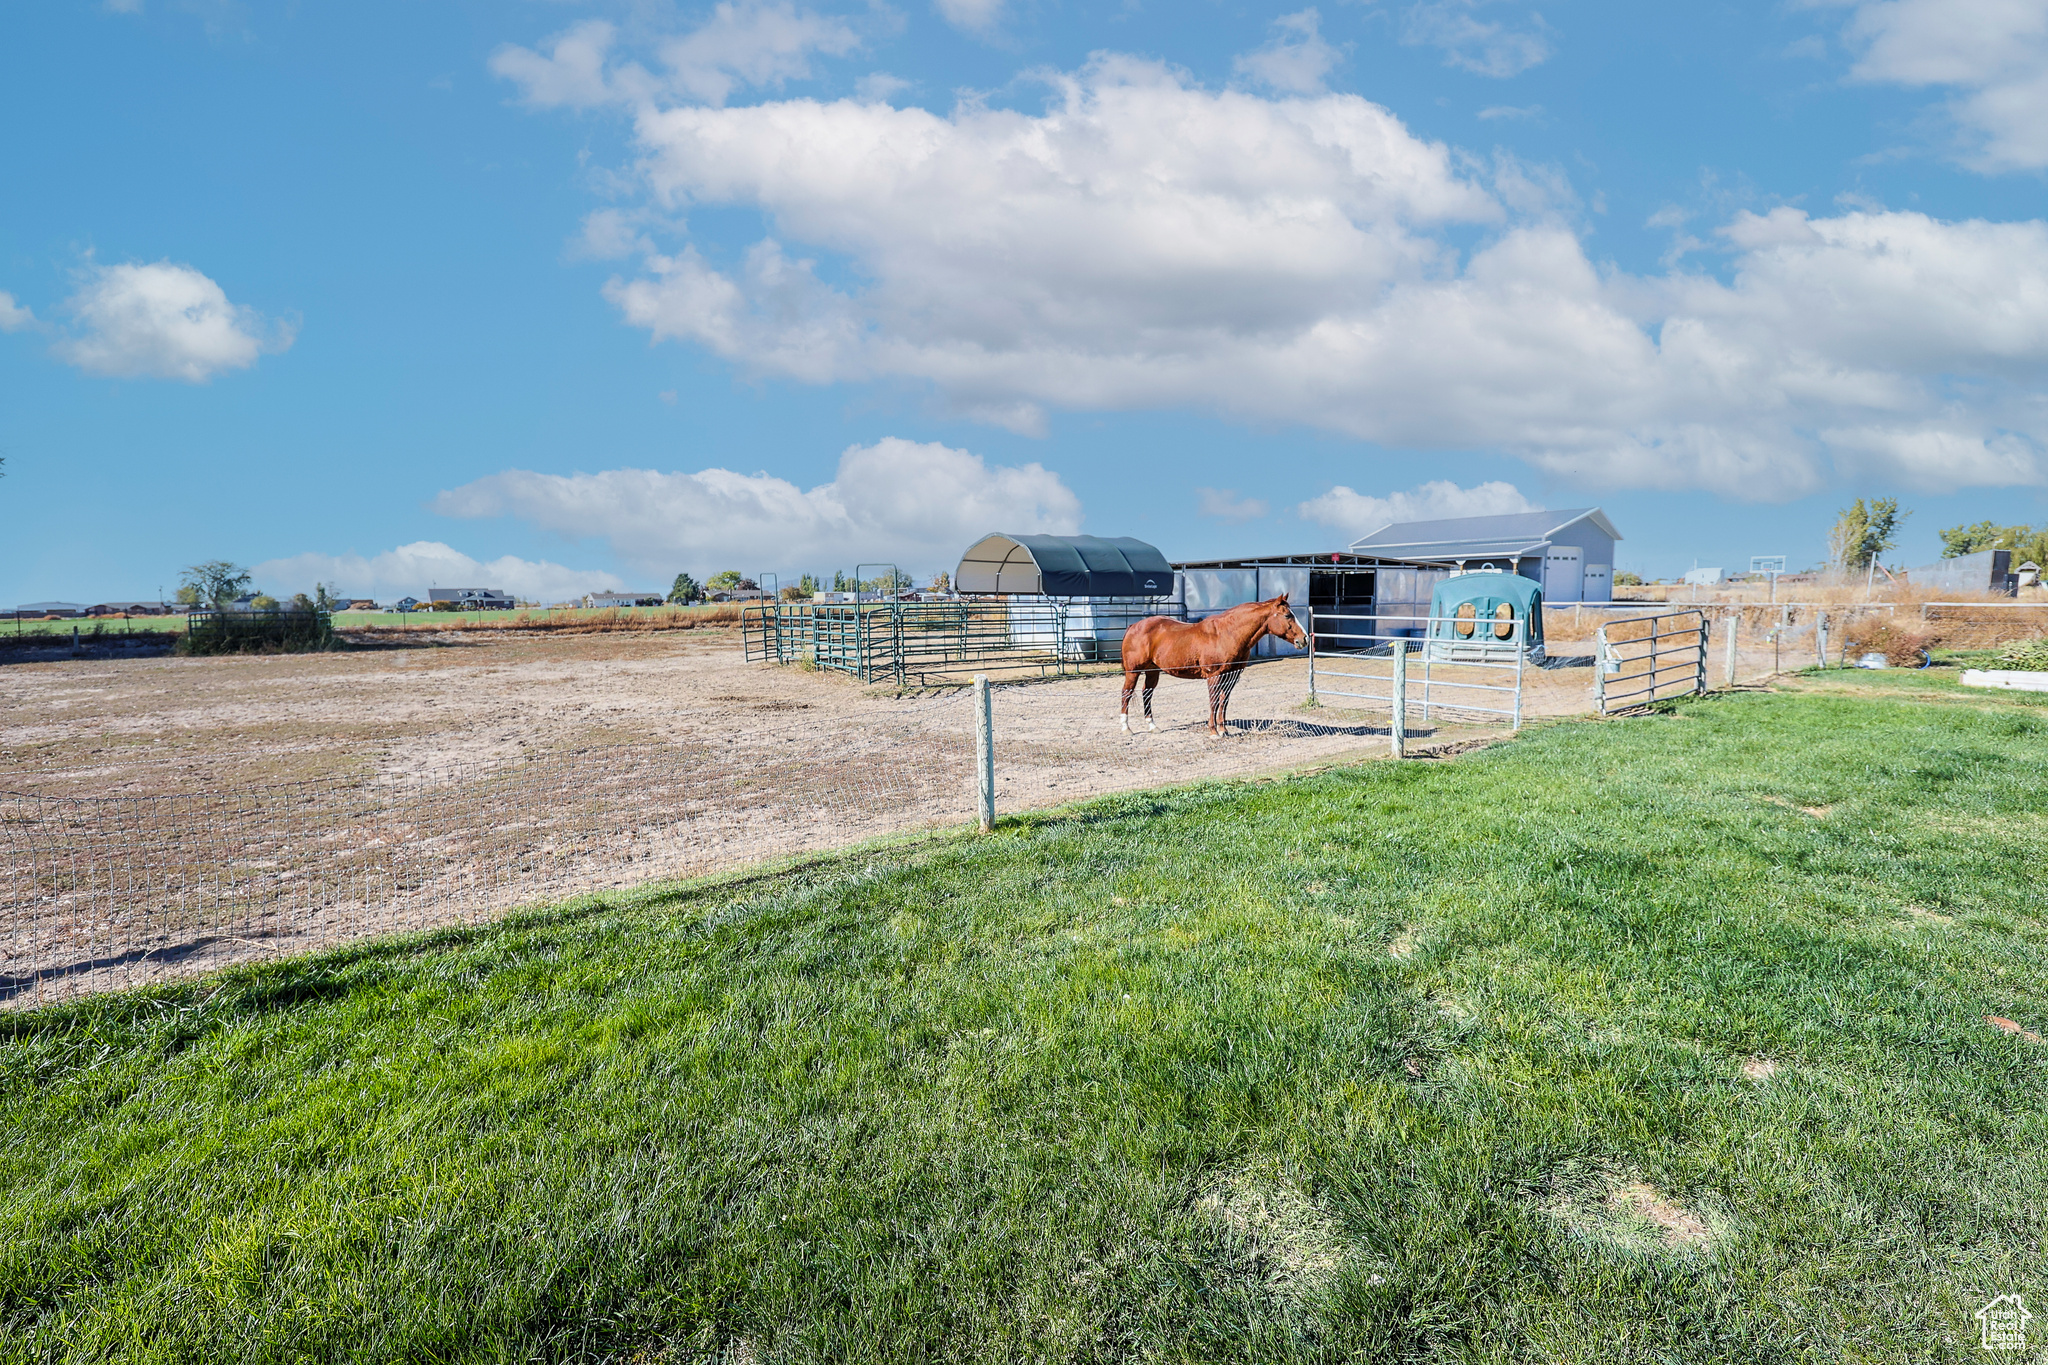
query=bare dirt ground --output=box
[0,624,1812,805]
[0,625,1664,803]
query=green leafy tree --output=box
[250,594,279,610]
[1829,498,1908,572]
[668,572,701,604]
[313,583,340,611]
[706,570,745,591]
[796,573,820,597]
[289,592,315,612]
[928,570,951,594]
[1939,519,2048,567]
[179,560,254,610]
[1612,569,1643,587]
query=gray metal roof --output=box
[1348,507,1621,559]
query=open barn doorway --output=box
[1309,569,1376,651]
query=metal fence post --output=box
[1390,641,1407,758]
[1724,613,1739,689]
[974,674,995,832]
[1816,611,1829,670]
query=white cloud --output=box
[1196,487,1271,523]
[251,543,626,604]
[491,2,859,110]
[1234,9,1343,94]
[1402,1,1552,78]
[1476,104,1541,120]
[0,292,34,332]
[1298,479,1536,537]
[519,52,2048,500]
[56,261,291,382]
[430,437,1081,577]
[1836,0,2048,171]
[934,0,1004,35]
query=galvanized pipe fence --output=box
[1593,611,1711,714]
[743,596,1181,685]
[1304,609,1529,732]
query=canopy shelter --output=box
[955,534,1174,597]
[1425,571,1545,663]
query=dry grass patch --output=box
[1740,1057,1778,1082]
[1195,1165,1355,1297]
[1388,928,1419,959]
[1761,794,1832,818]
[1547,1172,1722,1255]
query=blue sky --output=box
[6,0,2048,602]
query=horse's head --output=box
[1265,595,1308,648]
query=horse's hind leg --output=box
[1142,668,1160,730]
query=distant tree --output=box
[668,572,701,604]
[1612,570,1643,587]
[179,560,254,609]
[313,583,339,611]
[250,593,279,610]
[1939,519,2048,567]
[706,570,745,592]
[795,573,820,597]
[1829,498,1908,572]
[288,592,315,612]
[831,571,849,592]
[929,570,951,594]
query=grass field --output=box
[3,672,2046,1362]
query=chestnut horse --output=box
[1120,595,1308,737]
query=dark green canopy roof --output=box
[956,534,1174,596]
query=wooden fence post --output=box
[1724,613,1739,689]
[974,674,995,833]
[1390,641,1407,758]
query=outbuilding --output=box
[954,533,1176,660]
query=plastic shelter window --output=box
[1493,603,1515,639]
[1454,602,1477,637]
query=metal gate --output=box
[1305,608,1527,728]
[1595,610,1709,714]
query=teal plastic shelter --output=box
[1424,570,1545,662]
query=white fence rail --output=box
[1305,610,1527,737]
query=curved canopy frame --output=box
[955,534,1174,597]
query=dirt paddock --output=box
[0,626,1658,810]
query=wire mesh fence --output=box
[2,701,975,1010]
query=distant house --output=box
[14,602,88,618]
[88,601,170,616]
[703,588,771,603]
[427,588,516,610]
[582,591,666,608]
[395,597,420,613]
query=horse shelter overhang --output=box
[955,534,1175,597]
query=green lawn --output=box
[4,675,2046,1362]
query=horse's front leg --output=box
[1120,669,1138,732]
[1206,673,1224,737]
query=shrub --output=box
[1844,617,1933,667]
